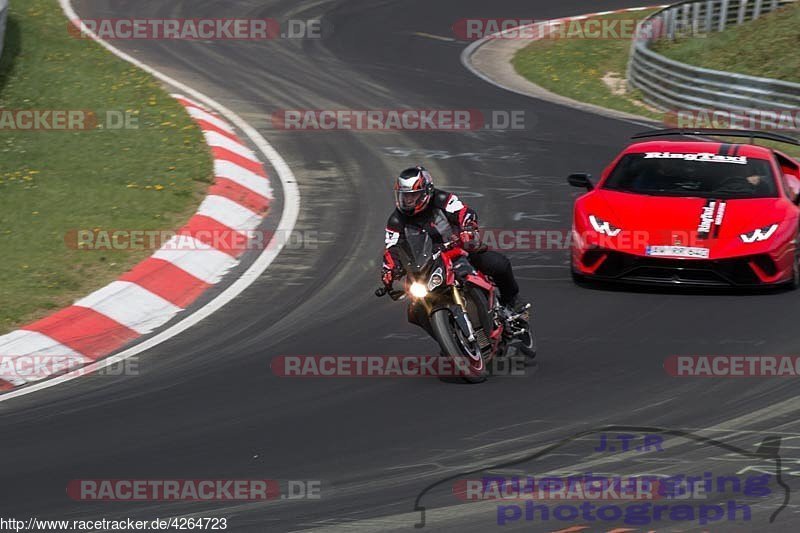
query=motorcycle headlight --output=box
[427,267,444,291]
[588,215,622,236]
[740,223,778,243]
[409,282,429,299]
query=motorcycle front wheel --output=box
[431,307,487,384]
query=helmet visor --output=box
[395,190,426,211]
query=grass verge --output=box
[511,9,800,157]
[0,0,213,334]
[511,10,661,120]
[653,3,800,83]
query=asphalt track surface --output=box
[3,1,800,531]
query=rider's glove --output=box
[383,266,405,288]
[382,268,394,288]
[459,222,481,252]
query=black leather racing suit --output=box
[382,188,519,305]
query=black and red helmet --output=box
[394,166,434,215]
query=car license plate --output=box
[646,245,710,259]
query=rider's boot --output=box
[501,296,535,361]
[501,296,530,320]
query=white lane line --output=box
[0,1,301,403]
[413,32,456,42]
[74,281,183,335]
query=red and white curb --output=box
[0,94,273,391]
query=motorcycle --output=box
[376,224,535,383]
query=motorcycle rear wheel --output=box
[517,325,537,362]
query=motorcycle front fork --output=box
[455,284,508,338]
[451,286,477,343]
[452,285,466,308]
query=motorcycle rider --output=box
[381,166,526,314]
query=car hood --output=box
[589,190,790,241]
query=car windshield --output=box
[603,152,778,199]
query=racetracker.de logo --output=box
[67,479,322,501]
[271,109,528,131]
[666,355,800,377]
[664,108,800,132]
[0,110,95,131]
[67,480,284,501]
[452,17,667,41]
[69,18,282,40]
[271,355,526,378]
[453,477,662,501]
[0,110,138,131]
[272,109,482,131]
[64,229,319,252]
[0,356,139,386]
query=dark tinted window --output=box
[603,152,777,199]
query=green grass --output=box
[0,0,212,334]
[653,3,800,83]
[512,10,661,120]
[512,8,800,158]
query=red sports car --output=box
[569,129,800,288]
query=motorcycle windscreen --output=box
[398,226,434,273]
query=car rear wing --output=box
[632,128,800,146]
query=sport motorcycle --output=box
[376,225,535,383]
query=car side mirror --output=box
[568,173,594,191]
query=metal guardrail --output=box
[627,0,800,115]
[0,0,8,59]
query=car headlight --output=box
[589,215,622,236]
[740,223,778,243]
[427,267,444,291]
[409,282,429,299]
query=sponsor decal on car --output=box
[645,245,710,259]
[741,224,779,243]
[697,200,726,240]
[643,152,748,165]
